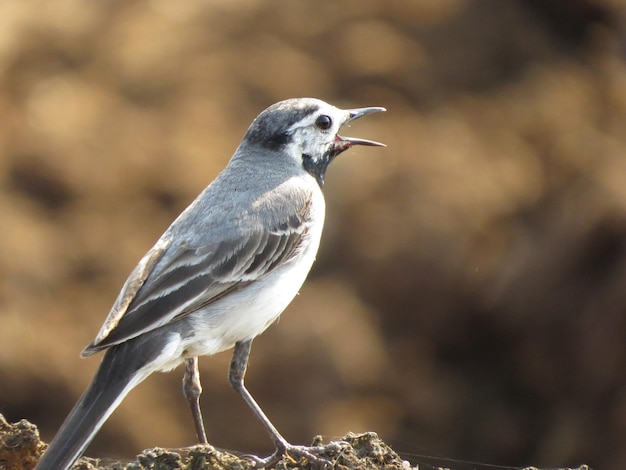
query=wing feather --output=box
[84,237,170,354]
[82,200,313,356]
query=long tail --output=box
[35,334,166,470]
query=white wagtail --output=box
[34,98,385,470]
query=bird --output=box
[34,97,385,470]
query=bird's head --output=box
[242,98,385,186]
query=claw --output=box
[242,441,347,469]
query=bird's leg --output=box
[229,339,344,468]
[183,356,208,444]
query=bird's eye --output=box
[315,115,332,130]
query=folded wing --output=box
[82,206,311,357]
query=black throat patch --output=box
[302,153,332,187]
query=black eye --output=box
[315,114,332,130]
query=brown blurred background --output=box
[0,0,625,469]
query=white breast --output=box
[180,187,326,359]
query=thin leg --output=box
[229,340,344,468]
[183,356,208,444]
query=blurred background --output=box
[0,0,625,469]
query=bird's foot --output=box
[243,439,348,469]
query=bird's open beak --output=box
[346,106,387,124]
[331,106,386,157]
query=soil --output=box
[0,413,415,470]
[0,414,595,470]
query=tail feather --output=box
[35,335,164,470]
